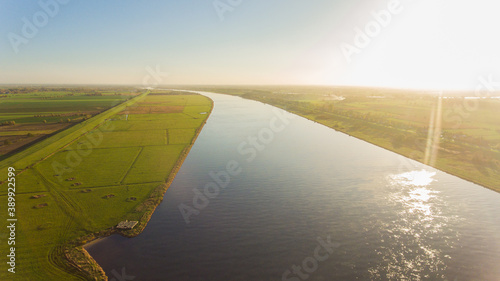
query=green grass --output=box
[0,92,149,179]
[194,85,500,193]
[0,91,135,158]
[169,128,196,144]
[37,147,142,188]
[0,93,132,121]
[65,183,161,229]
[96,130,167,148]
[0,90,212,280]
[11,168,49,194]
[127,118,205,130]
[127,113,191,120]
[123,145,186,184]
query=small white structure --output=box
[116,220,138,230]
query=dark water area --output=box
[86,92,500,281]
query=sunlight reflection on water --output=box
[87,93,500,280]
[392,170,437,187]
[368,170,459,280]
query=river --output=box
[86,91,500,280]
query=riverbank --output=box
[261,102,500,193]
[191,87,499,193]
[290,109,499,193]
[72,96,214,280]
[78,89,500,281]
[0,90,213,280]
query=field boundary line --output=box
[66,181,165,190]
[119,146,144,185]
[68,93,214,280]
[0,91,150,182]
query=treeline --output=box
[38,92,103,98]
[1,121,15,126]
[1,86,141,95]
[33,113,91,118]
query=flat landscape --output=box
[0,89,212,280]
[195,86,500,192]
[1,86,499,280]
[3,1,500,280]
[0,88,138,158]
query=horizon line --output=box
[0,83,495,93]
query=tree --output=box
[1,121,15,126]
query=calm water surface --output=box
[86,92,500,280]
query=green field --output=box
[0,89,138,158]
[0,90,212,280]
[194,86,500,193]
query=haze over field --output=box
[1,0,500,90]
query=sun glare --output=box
[391,170,437,187]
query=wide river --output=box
[86,92,500,280]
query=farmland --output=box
[0,89,212,280]
[194,86,500,193]
[0,88,138,157]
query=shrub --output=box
[1,121,15,126]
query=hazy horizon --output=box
[2,0,500,91]
[3,83,500,94]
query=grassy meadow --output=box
[0,89,138,157]
[0,90,212,280]
[195,86,500,193]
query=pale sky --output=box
[1,0,499,90]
